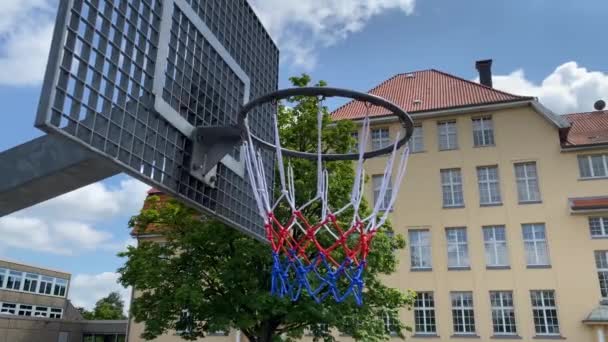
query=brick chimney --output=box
[476,59,493,88]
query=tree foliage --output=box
[78,291,126,320]
[118,75,414,341]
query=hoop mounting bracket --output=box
[189,125,243,186]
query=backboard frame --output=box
[35,0,279,242]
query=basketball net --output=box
[243,98,410,305]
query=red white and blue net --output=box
[243,106,410,305]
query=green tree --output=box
[118,75,414,341]
[78,292,127,320]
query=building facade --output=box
[130,61,608,341]
[0,259,127,342]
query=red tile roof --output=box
[331,69,532,120]
[570,197,608,211]
[562,110,608,147]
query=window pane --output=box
[596,251,608,298]
[411,125,424,152]
[372,128,390,150]
[530,291,559,335]
[590,217,608,238]
[522,224,550,266]
[409,230,431,269]
[451,292,475,333]
[441,169,464,207]
[579,154,608,178]
[578,156,592,178]
[438,121,458,150]
[472,117,494,146]
[6,271,23,290]
[477,166,501,204]
[446,228,469,268]
[372,175,392,210]
[0,268,6,288]
[483,226,509,266]
[515,162,541,202]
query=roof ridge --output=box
[565,110,608,117]
[428,69,532,100]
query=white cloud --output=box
[244,0,417,70]
[0,177,148,255]
[0,0,56,86]
[70,272,131,314]
[491,62,608,114]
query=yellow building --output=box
[130,60,608,342]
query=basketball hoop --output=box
[240,87,413,305]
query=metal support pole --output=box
[0,134,120,216]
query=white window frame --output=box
[414,292,436,334]
[472,116,494,147]
[34,306,49,317]
[411,125,424,152]
[483,226,509,267]
[54,278,68,297]
[514,162,541,203]
[49,308,63,319]
[590,217,608,238]
[17,304,33,317]
[477,166,502,205]
[23,273,39,293]
[438,121,458,150]
[350,131,359,152]
[409,230,432,270]
[446,227,470,269]
[39,276,54,295]
[595,251,608,299]
[578,154,608,179]
[371,128,390,150]
[522,224,550,267]
[0,268,6,288]
[372,175,392,211]
[382,312,398,335]
[490,291,517,335]
[0,303,16,315]
[6,270,23,291]
[530,290,560,336]
[441,169,464,207]
[451,292,476,334]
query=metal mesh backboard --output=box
[36,0,279,240]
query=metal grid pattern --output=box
[37,0,279,240]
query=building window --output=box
[446,228,470,269]
[34,306,49,317]
[522,224,550,266]
[0,268,6,288]
[530,290,560,336]
[23,273,38,293]
[371,128,390,150]
[441,169,464,207]
[414,292,436,334]
[39,276,53,295]
[477,166,501,205]
[17,304,33,317]
[483,226,509,267]
[490,291,517,335]
[49,308,63,319]
[372,175,392,211]
[515,162,541,203]
[578,154,608,179]
[409,230,432,270]
[590,217,608,238]
[350,131,359,152]
[6,271,23,290]
[451,292,476,334]
[595,251,608,298]
[54,278,68,297]
[383,312,398,335]
[306,323,329,336]
[411,125,424,152]
[1,303,16,315]
[438,121,458,150]
[472,116,494,146]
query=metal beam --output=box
[0,135,120,216]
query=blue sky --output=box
[0,0,606,310]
